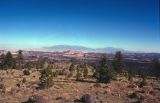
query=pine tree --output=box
[67,63,75,78]
[96,55,114,83]
[0,53,5,69]
[113,51,124,74]
[83,66,88,78]
[24,61,33,70]
[17,50,24,69]
[152,58,160,77]
[39,66,54,89]
[69,63,74,72]
[76,65,82,81]
[128,69,134,83]
[4,51,16,69]
[36,60,45,70]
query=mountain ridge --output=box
[43,45,128,53]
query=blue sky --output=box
[0,0,159,52]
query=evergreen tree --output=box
[152,58,160,77]
[24,61,33,70]
[17,50,24,69]
[23,69,30,75]
[4,51,16,69]
[36,60,45,70]
[96,55,114,83]
[113,51,124,74]
[39,66,54,89]
[67,63,75,78]
[0,53,5,69]
[76,65,82,81]
[128,69,134,83]
[83,66,88,78]
[69,63,74,72]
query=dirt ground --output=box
[0,69,160,103]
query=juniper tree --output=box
[83,65,88,78]
[4,51,16,69]
[39,66,54,89]
[23,69,30,75]
[24,61,33,70]
[0,54,5,69]
[36,60,45,70]
[68,63,75,78]
[152,58,160,78]
[69,63,74,72]
[113,51,124,74]
[76,65,82,81]
[96,55,114,83]
[128,69,134,83]
[17,50,24,69]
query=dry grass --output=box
[0,69,159,103]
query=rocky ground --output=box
[0,69,160,103]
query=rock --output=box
[103,85,109,89]
[81,94,93,103]
[93,83,101,88]
[143,86,153,94]
[74,95,80,100]
[149,90,156,96]
[16,83,21,88]
[5,87,12,92]
[153,84,160,91]
[56,96,64,100]
[9,88,17,95]
[54,86,60,89]
[34,95,48,103]
[74,88,79,92]
[104,91,108,95]
[128,83,138,88]
[23,95,48,103]
[32,84,39,89]
[128,92,141,99]
[104,88,111,94]
[62,93,70,100]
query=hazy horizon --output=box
[0,44,160,53]
[0,0,159,52]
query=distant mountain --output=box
[43,45,95,52]
[96,47,126,53]
[43,45,127,53]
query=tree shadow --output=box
[54,79,96,83]
[77,79,96,83]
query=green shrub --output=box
[39,67,54,89]
[0,83,5,93]
[52,72,58,77]
[92,72,99,79]
[23,70,30,75]
[58,69,66,75]
[16,83,21,88]
[67,73,73,78]
[0,83,5,90]
[139,78,147,88]
[22,78,27,83]
[76,72,82,81]
[112,51,124,74]
[76,65,82,81]
[83,68,88,78]
[128,73,133,83]
[69,63,74,72]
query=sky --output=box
[0,0,159,52]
